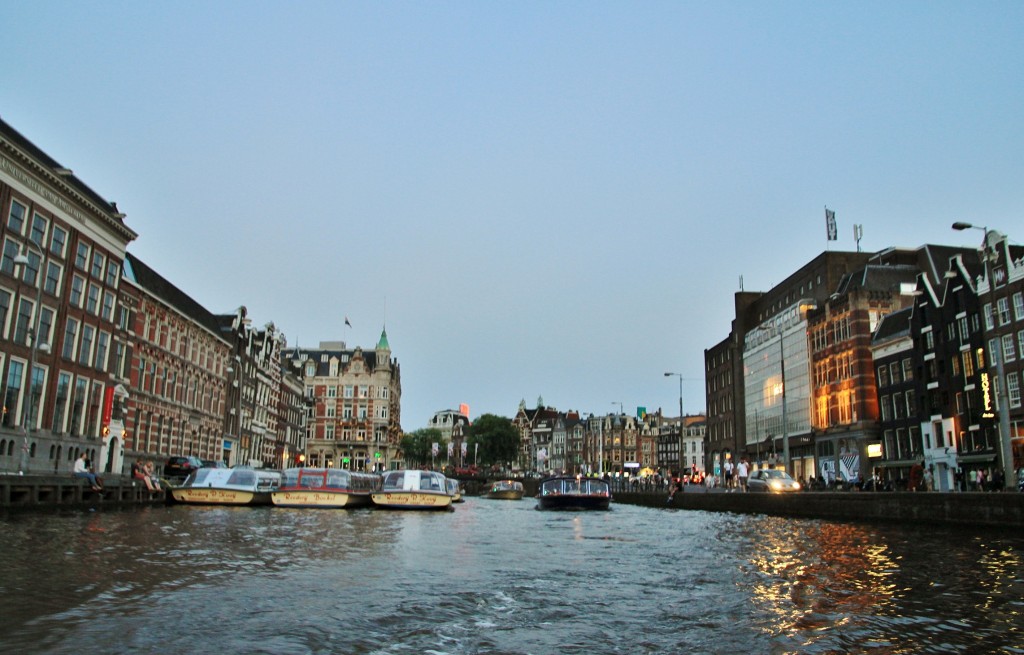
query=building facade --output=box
[284,330,402,471]
[0,118,137,475]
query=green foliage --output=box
[467,414,520,467]
[400,428,443,466]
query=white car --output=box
[747,469,801,493]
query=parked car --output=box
[201,459,227,469]
[747,469,801,493]
[164,456,204,479]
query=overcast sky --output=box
[3,1,1022,428]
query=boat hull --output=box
[536,495,610,511]
[271,490,373,508]
[171,487,272,506]
[487,490,525,500]
[371,491,453,510]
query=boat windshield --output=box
[541,478,609,496]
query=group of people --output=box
[131,459,162,491]
[722,458,750,491]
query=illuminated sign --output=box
[981,372,995,418]
[867,443,883,458]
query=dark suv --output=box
[164,456,204,480]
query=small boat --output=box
[486,479,525,500]
[272,467,381,508]
[371,469,454,510]
[170,467,282,506]
[446,477,465,503]
[536,476,611,511]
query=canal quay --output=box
[4,472,1023,531]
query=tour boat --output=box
[170,467,282,506]
[272,467,382,508]
[536,476,611,511]
[446,477,465,503]
[371,469,454,510]
[486,479,525,500]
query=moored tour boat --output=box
[170,467,282,506]
[272,467,381,508]
[446,477,464,503]
[486,480,525,500]
[536,476,611,511]
[371,469,454,510]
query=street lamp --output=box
[13,241,51,474]
[952,221,1015,491]
[664,372,685,471]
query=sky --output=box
[3,1,1022,428]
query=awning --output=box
[957,453,997,464]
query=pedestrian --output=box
[977,469,987,491]
[909,461,924,492]
[73,453,103,491]
[737,459,749,492]
[923,466,933,492]
[724,460,734,490]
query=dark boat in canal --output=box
[536,476,611,511]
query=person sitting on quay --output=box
[144,460,161,490]
[73,453,103,492]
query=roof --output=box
[123,252,226,339]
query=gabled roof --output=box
[123,252,226,340]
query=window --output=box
[7,200,27,234]
[905,389,915,418]
[20,249,40,287]
[998,298,1011,326]
[327,385,337,398]
[52,372,72,433]
[962,351,974,378]
[893,392,905,419]
[14,298,32,345]
[0,289,11,338]
[100,292,114,321]
[983,303,994,330]
[30,213,47,247]
[1004,334,1017,363]
[74,243,89,271]
[1008,373,1021,409]
[880,395,891,421]
[79,324,95,366]
[889,362,900,385]
[91,252,105,279]
[38,307,54,349]
[70,378,88,436]
[877,365,889,388]
[70,275,85,307]
[902,358,914,381]
[105,261,119,287]
[62,318,79,360]
[44,261,61,296]
[924,331,935,350]
[86,284,100,314]
[344,385,353,398]
[2,360,25,427]
[1,239,18,276]
[95,332,109,371]
[50,225,66,257]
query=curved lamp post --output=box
[13,241,51,474]
[952,221,1015,490]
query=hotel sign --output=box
[981,372,995,418]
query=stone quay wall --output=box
[0,474,166,511]
[614,485,1024,530]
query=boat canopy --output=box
[381,470,447,492]
[540,477,610,496]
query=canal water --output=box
[1,497,1023,654]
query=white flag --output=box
[825,208,837,241]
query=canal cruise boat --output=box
[536,476,611,511]
[170,467,282,506]
[272,468,382,508]
[371,470,454,510]
[486,480,525,500]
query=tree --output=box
[400,428,443,467]
[467,414,521,469]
